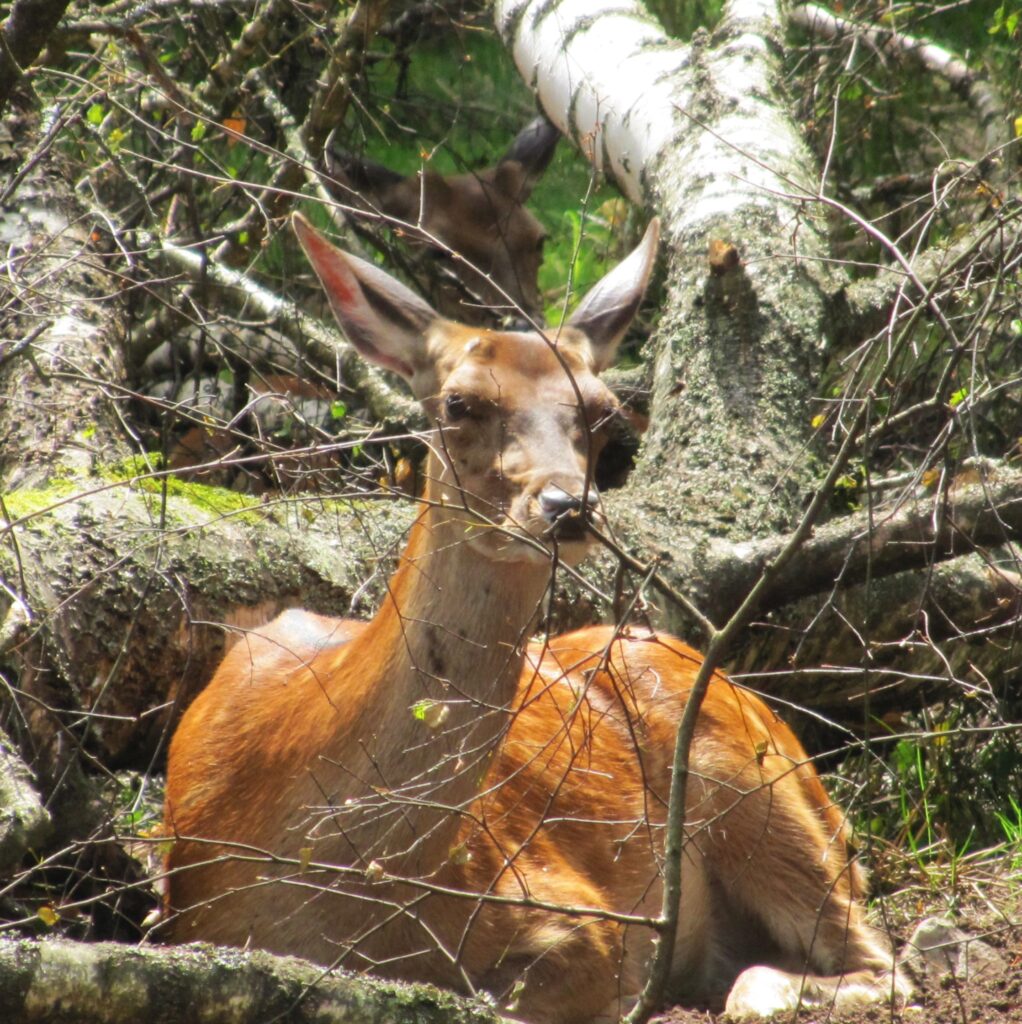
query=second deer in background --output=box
[322,115,559,324]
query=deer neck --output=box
[318,467,549,872]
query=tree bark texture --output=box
[0,727,50,871]
[0,163,131,490]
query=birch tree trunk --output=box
[499,0,828,549]
[497,0,838,620]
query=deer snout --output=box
[538,483,600,540]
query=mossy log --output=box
[0,937,501,1024]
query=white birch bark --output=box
[495,0,681,204]
[495,0,820,235]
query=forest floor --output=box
[653,854,1021,1024]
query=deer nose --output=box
[538,484,599,539]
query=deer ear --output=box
[499,116,560,200]
[293,213,438,383]
[322,146,405,203]
[567,218,660,372]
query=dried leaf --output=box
[38,905,59,927]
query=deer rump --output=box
[164,215,907,1023]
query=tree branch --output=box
[0,0,72,111]
[154,236,421,427]
[214,0,393,262]
[834,198,1022,353]
[705,464,1022,622]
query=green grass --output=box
[843,712,1022,882]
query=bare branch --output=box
[791,2,1014,166]
[704,465,1022,622]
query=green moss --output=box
[0,479,82,525]
[3,457,373,537]
[102,453,166,479]
[138,476,266,522]
[94,456,269,525]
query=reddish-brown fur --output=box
[164,217,907,1021]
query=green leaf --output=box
[330,400,347,420]
[190,121,207,143]
[86,103,105,126]
[411,700,449,729]
[949,387,968,408]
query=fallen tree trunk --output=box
[0,937,500,1024]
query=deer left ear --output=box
[567,218,660,372]
[294,213,438,384]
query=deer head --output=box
[293,212,659,565]
[322,117,560,324]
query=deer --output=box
[322,116,558,325]
[163,213,909,1022]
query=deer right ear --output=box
[567,217,660,372]
[294,213,438,384]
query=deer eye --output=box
[444,393,470,421]
[586,402,618,431]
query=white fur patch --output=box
[725,966,803,1017]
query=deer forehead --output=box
[432,199,545,266]
[427,324,606,401]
